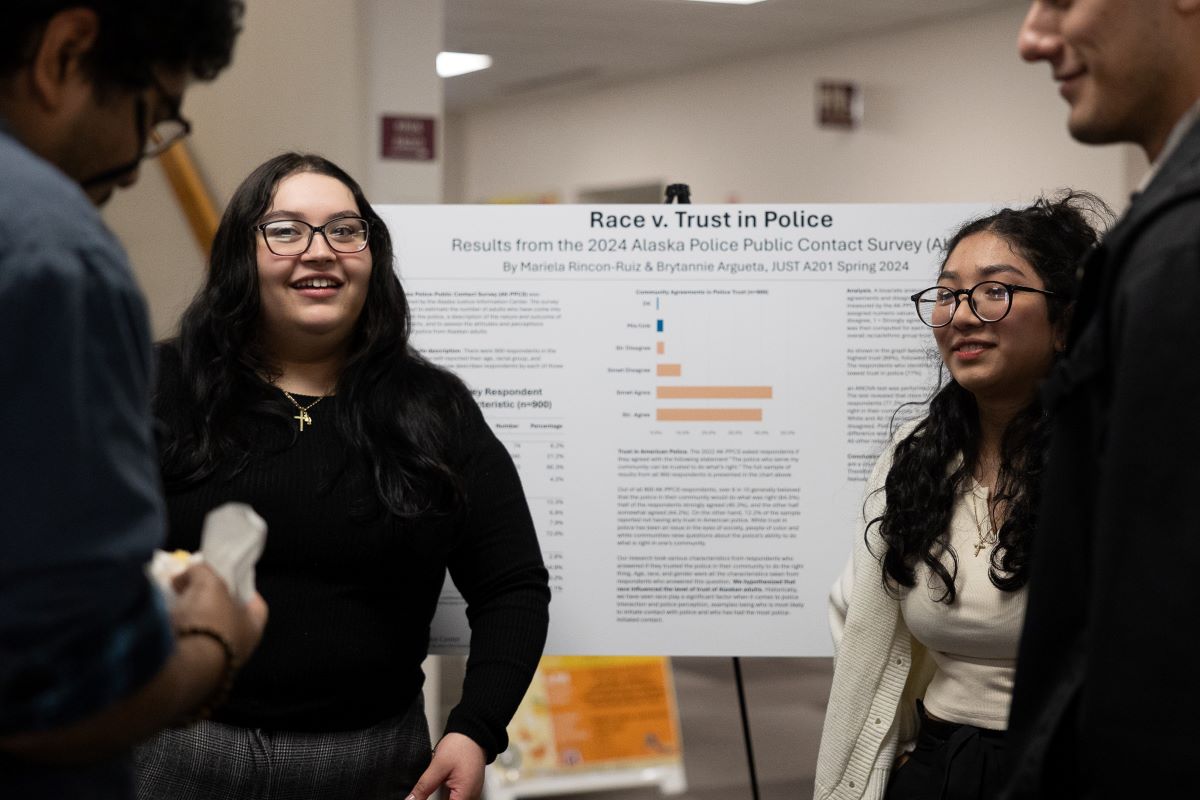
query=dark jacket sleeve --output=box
[442,392,551,759]
[1076,202,1200,782]
[1007,190,1200,798]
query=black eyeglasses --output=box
[256,217,371,256]
[139,74,192,158]
[911,281,1057,328]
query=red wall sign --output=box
[816,81,861,129]
[380,115,436,161]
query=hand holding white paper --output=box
[198,502,267,604]
[146,550,199,610]
[146,502,267,608]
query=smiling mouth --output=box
[291,277,343,290]
[1055,68,1086,96]
[953,342,993,355]
[1055,66,1085,81]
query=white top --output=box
[814,422,1027,800]
[899,481,1026,730]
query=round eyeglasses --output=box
[255,217,371,256]
[911,281,1056,328]
[136,73,192,159]
[143,118,191,158]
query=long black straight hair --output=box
[874,191,1109,602]
[157,152,465,517]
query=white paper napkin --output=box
[146,502,267,608]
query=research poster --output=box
[379,203,991,656]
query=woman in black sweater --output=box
[135,153,550,800]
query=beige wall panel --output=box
[448,5,1138,212]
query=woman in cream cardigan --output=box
[814,193,1107,800]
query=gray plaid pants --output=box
[133,698,431,800]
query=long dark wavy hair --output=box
[875,191,1110,602]
[157,152,465,517]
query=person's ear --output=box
[27,8,100,111]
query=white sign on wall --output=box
[380,203,991,656]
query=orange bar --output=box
[656,408,763,422]
[657,386,773,400]
[656,364,682,377]
[656,341,665,354]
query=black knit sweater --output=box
[154,350,550,758]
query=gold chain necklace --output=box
[279,388,327,432]
[969,489,998,557]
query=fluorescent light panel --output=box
[437,52,493,78]
[686,0,767,5]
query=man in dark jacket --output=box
[1004,2,1200,797]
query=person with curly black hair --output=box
[133,153,551,800]
[813,193,1109,800]
[0,4,263,799]
[0,1,244,205]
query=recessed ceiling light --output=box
[686,0,768,5]
[436,52,493,78]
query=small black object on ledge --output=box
[664,183,691,204]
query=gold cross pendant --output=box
[295,410,313,431]
[974,542,986,557]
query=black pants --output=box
[884,703,1007,800]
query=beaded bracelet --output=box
[176,626,239,722]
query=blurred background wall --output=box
[103,0,1141,338]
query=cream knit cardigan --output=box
[814,424,936,800]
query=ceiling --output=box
[443,0,1023,113]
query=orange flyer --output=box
[505,656,682,773]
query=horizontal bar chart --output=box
[656,386,773,400]
[653,295,770,423]
[656,408,764,422]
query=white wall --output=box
[447,4,1144,209]
[363,0,443,203]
